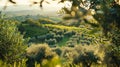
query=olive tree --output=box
[26,44,56,67]
[73,51,100,67]
[0,19,27,63]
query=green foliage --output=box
[73,51,100,67]
[0,59,27,67]
[0,58,61,67]
[45,39,57,45]
[52,47,62,56]
[26,44,57,67]
[54,35,63,42]
[3,0,120,66]
[57,0,120,66]
[58,37,70,47]
[57,0,120,40]
[45,33,54,40]
[104,30,120,66]
[18,18,49,38]
[19,24,48,38]
[62,47,78,61]
[0,19,27,63]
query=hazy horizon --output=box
[0,0,70,11]
[0,0,71,17]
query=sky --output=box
[0,0,52,5]
[0,0,71,11]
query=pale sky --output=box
[0,0,71,11]
[0,0,69,6]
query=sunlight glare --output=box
[15,0,30,5]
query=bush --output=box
[73,51,100,67]
[0,19,27,63]
[105,50,120,67]
[45,39,57,45]
[54,35,63,42]
[46,33,54,40]
[52,47,62,56]
[64,31,76,37]
[26,44,57,67]
[62,47,78,61]
[104,45,120,67]
[104,30,120,67]
[56,30,64,35]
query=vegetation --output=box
[26,44,58,67]
[0,0,120,67]
[0,19,27,63]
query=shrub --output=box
[26,44,57,67]
[54,35,63,42]
[52,47,62,56]
[73,51,100,67]
[62,47,78,61]
[56,30,64,35]
[45,39,57,45]
[0,19,27,63]
[104,45,120,67]
[104,30,120,67]
[46,33,54,40]
[105,50,120,67]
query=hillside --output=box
[16,16,102,47]
[0,0,120,67]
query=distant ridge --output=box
[3,10,58,17]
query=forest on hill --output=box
[0,0,120,67]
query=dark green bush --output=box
[45,39,57,45]
[54,35,63,42]
[105,50,120,67]
[73,51,100,67]
[52,47,62,56]
[56,30,64,35]
[46,33,54,40]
